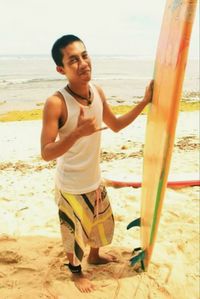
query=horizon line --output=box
[0,53,199,60]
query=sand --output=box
[0,111,199,299]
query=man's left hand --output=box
[143,80,154,104]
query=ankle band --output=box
[65,263,82,273]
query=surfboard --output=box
[127,0,197,270]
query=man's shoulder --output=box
[92,83,102,93]
[43,92,65,118]
[92,83,106,103]
[45,92,64,107]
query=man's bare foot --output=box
[72,272,96,293]
[87,252,118,265]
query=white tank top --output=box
[55,84,103,194]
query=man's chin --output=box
[80,74,91,82]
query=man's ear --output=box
[56,66,65,75]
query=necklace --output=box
[66,84,92,105]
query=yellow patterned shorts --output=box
[55,184,115,265]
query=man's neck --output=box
[68,82,90,98]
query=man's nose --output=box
[79,58,87,67]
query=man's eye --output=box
[83,53,88,59]
[70,58,78,63]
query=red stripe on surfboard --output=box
[104,179,200,188]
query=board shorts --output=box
[55,184,115,265]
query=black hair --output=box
[51,34,83,66]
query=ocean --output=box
[0,55,199,112]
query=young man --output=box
[41,34,153,293]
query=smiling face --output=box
[56,41,92,84]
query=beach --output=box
[0,108,199,299]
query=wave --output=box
[0,55,50,61]
[0,78,65,86]
[93,76,152,80]
[0,76,154,86]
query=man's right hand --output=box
[77,107,99,137]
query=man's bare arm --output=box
[96,81,153,132]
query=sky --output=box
[0,0,199,58]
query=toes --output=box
[76,281,95,293]
[82,285,94,293]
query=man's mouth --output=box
[79,69,91,75]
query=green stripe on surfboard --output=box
[149,135,170,245]
[149,173,165,245]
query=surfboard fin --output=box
[130,248,145,270]
[127,217,141,229]
[127,219,145,270]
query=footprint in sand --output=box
[12,265,38,274]
[121,250,132,259]
[0,250,21,264]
